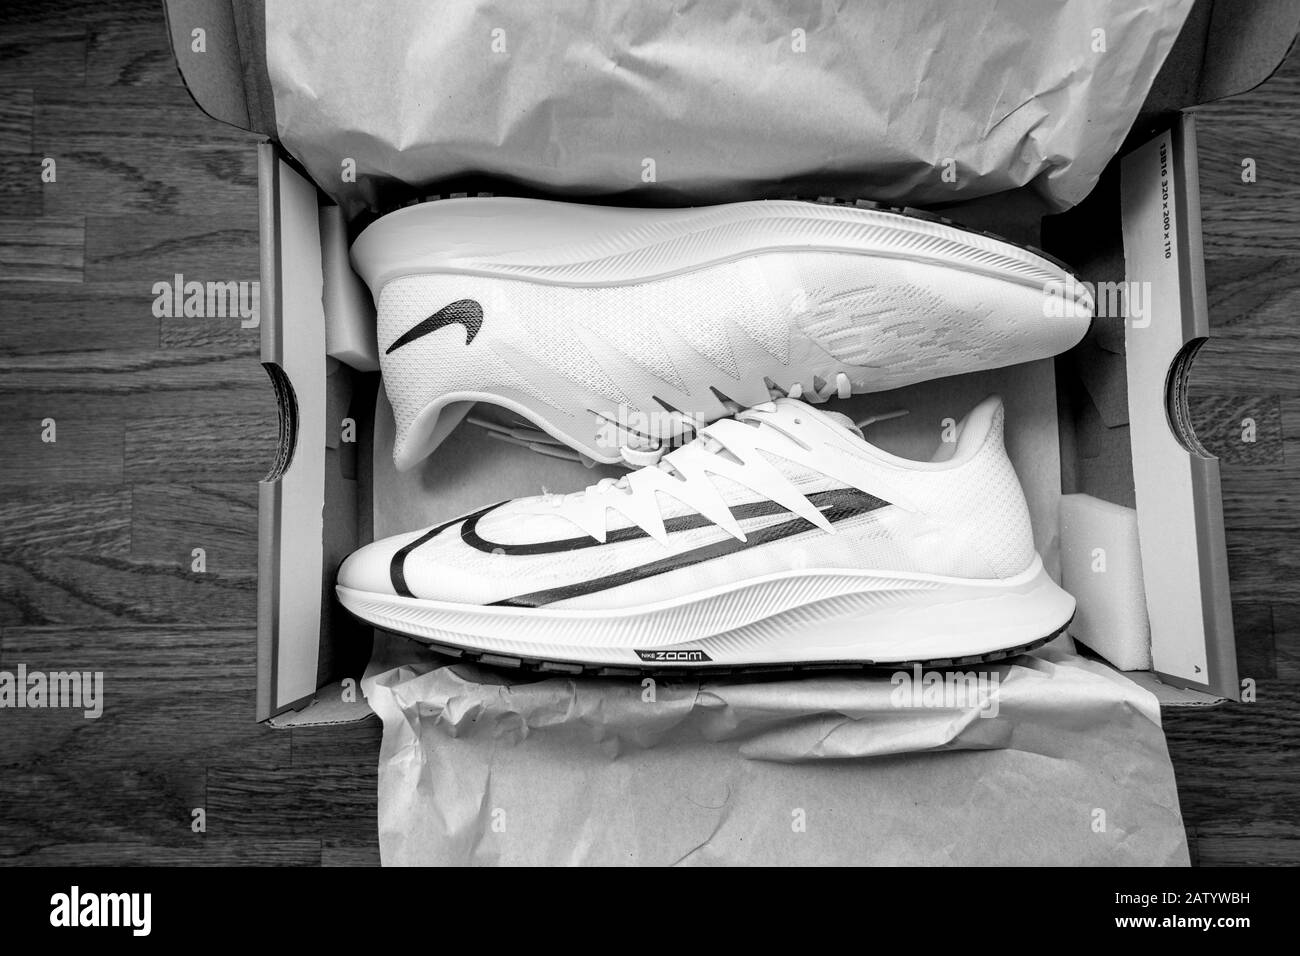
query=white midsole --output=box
[352,197,1089,299]
[336,556,1076,667]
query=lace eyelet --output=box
[619,445,666,468]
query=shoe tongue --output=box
[770,398,864,440]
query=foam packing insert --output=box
[1059,493,1152,671]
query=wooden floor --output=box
[0,2,1296,866]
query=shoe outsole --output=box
[367,615,1073,678]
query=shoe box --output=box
[163,0,1299,726]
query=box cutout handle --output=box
[262,361,299,482]
[1164,337,1212,459]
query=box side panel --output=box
[1119,115,1238,700]
[1171,116,1239,698]
[316,363,376,693]
[255,143,281,722]
[256,153,328,720]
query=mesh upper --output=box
[375,249,1078,467]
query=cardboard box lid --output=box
[165,0,1300,152]
[165,0,277,136]
[1142,0,1300,120]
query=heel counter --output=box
[375,276,475,469]
[972,402,1037,577]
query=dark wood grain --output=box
[0,90,34,152]
[124,414,277,483]
[1196,66,1300,258]
[5,841,325,866]
[0,217,83,282]
[0,767,212,853]
[1187,394,1283,464]
[131,483,259,570]
[0,553,256,626]
[159,314,260,352]
[85,10,188,89]
[290,719,384,767]
[1191,828,1300,866]
[206,767,378,842]
[0,623,295,860]
[0,348,275,407]
[1163,636,1300,846]
[35,89,256,218]
[35,86,249,144]
[0,92,39,214]
[0,152,42,217]
[1210,470,1300,603]
[0,287,160,355]
[0,0,381,870]
[0,487,130,553]
[1191,257,1300,393]
[0,28,86,89]
[0,625,283,769]
[321,841,383,867]
[1228,603,1278,680]
[0,412,123,485]
[83,215,258,285]
[1165,48,1300,868]
[1279,397,1300,465]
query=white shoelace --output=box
[617,372,854,466]
[545,400,909,523]
[561,409,775,506]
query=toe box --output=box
[337,527,433,595]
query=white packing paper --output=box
[266,0,1193,216]
[364,636,1188,866]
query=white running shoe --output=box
[336,395,1075,670]
[352,198,1093,470]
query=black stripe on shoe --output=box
[489,488,887,607]
[389,505,498,597]
[460,489,880,556]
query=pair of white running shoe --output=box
[337,197,1092,673]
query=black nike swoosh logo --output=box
[385,298,483,354]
